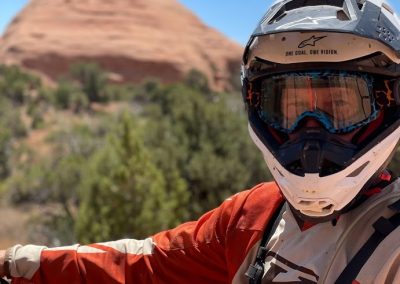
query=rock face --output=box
[0,0,243,91]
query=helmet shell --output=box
[242,0,400,220]
[243,0,400,64]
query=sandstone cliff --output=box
[0,0,243,91]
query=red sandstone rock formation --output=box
[0,0,243,91]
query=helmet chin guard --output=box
[249,124,400,219]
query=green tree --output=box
[76,113,188,243]
[104,84,136,102]
[53,80,88,111]
[69,63,107,103]
[184,69,210,94]
[141,82,270,218]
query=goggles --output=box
[252,71,381,134]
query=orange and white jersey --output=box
[6,179,400,284]
[7,182,284,284]
[262,178,400,283]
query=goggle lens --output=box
[257,72,379,133]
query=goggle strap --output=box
[245,81,260,107]
[375,79,399,108]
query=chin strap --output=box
[245,202,285,284]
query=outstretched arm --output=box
[0,220,227,284]
[0,182,282,284]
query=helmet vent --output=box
[284,0,345,10]
[346,161,369,177]
[287,160,305,176]
[268,10,287,25]
[268,0,348,24]
[356,0,366,10]
[298,200,335,215]
[320,159,344,177]
[337,9,350,21]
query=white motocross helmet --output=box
[242,0,400,222]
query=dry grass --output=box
[0,205,34,248]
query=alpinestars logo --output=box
[298,35,327,48]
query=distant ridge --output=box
[0,0,243,91]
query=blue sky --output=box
[0,0,28,33]
[178,1,273,45]
[1,1,400,46]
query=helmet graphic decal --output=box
[275,16,338,30]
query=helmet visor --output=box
[257,72,379,133]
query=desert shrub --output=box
[53,80,88,112]
[0,65,41,104]
[69,63,107,103]
[184,69,210,94]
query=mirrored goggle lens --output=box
[257,72,378,133]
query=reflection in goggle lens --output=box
[257,72,379,133]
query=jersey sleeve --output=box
[8,182,282,284]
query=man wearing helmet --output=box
[1,0,400,283]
